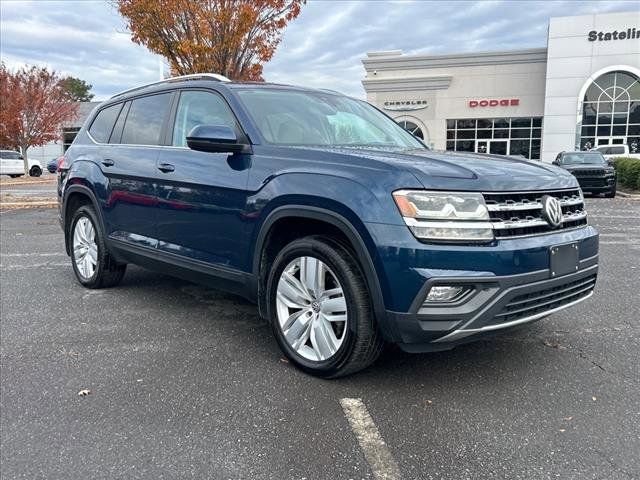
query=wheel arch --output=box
[253,206,392,339]
[62,184,104,256]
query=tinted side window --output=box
[89,103,123,143]
[610,146,625,155]
[109,102,130,144]
[172,91,237,147]
[1,151,21,159]
[121,93,172,145]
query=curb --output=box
[0,201,58,209]
[0,179,56,187]
[616,191,640,199]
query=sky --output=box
[1,0,638,100]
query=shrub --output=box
[612,157,640,190]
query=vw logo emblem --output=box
[541,195,563,228]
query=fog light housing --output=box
[425,285,471,303]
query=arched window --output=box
[397,120,424,140]
[580,71,640,152]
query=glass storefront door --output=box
[476,140,508,155]
[489,140,508,155]
[596,136,626,147]
[447,117,542,159]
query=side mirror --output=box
[607,159,615,166]
[552,159,560,166]
[186,125,248,154]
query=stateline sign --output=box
[588,28,639,41]
[383,100,428,111]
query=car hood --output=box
[301,147,579,191]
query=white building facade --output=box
[361,11,640,163]
[26,101,99,164]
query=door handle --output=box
[158,163,175,173]
[101,159,114,167]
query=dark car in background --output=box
[47,157,59,174]
[553,151,616,197]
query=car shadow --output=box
[115,266,556,388]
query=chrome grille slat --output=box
[483,188,587,239]
[491,210,587,230]
[486,196,583,211]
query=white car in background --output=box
[0,150,43,177]
[593,144,640,160]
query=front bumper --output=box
[366,222,599,351]
[388,258,597,352]
[575,176,615,192]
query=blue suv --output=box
[58,74,599,377]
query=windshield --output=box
[0,151,21,159]
[235,88,425,150]
[561,152,606,165]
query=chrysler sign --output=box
[383,100,428,112]
[469,99,520,108]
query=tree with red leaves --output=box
[116,0,304,81]
[0,64,78,174]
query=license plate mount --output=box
[550,243,579,278]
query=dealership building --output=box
[362,10,640,162]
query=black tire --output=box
[9,174,22,178]
[68,205,126,288]
[604,187,616,198]
[29,166,42,177]
[266,235,383,378]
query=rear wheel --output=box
[69,205,126,288]
[267,236,383,378]
[29,166,42,177]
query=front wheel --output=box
[69,205,126,288]
[29,166,42,177]
[9,174,23,178]
[266,236,383,378]
[604,187,616,198]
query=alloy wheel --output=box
[275,256,348,361]
[73,216,98,280]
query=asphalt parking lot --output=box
[1,198,639,480]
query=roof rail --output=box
[110,73,231,99]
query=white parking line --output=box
[600,241,639,245]
[0,262,68,270]
[590,215,640,219]
[0,253,66,257]
[340,398,401,480]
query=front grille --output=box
[577,178,608,188]
[483,188,587,239]
[489,274,597,325]
[571,169,605,177]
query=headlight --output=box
[393,190,494,242]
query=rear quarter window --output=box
[0,151,21,159]
[89,103,123,143]
[120,93,173,145]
